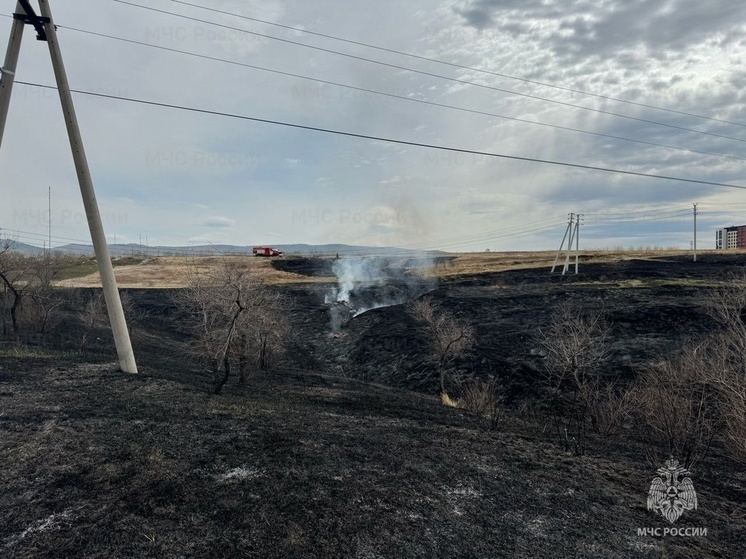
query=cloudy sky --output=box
[1,0,746,251]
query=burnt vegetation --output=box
[1,250,746,557]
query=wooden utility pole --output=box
[0,1,138,373]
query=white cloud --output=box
[1,0,744,252]
[203,216,236,228]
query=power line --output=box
[4,227,91,246]
[113,1,746,145]
[48,23,745,163]
[585,204,692,217]
[14,80,746,191]
[586,211,692,224]
[403,216,567,249]
[408,222,566,251]
[170,0,746,130]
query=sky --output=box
[1,0,746,252]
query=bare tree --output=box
[537,302,610,395]
[121,291,151,339]
[0,244,34,344]
[633,344,716,469]
[24,254,66,345]
[704,279,746,463]
[177,258,291,394]
[241,288,291,373]
[79,290,107,354]
[536,302,612,454]
[408,297,475,398]
[583,380,637,438]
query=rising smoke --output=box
[325,254,435,331]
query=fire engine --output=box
[252,246,283,257]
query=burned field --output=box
[2,253,746,558]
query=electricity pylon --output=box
[551,213,582,275]
[0,1,137,373]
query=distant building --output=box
[715,225,746,249]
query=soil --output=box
[2,252,746,558]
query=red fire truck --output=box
[252,246,283,257]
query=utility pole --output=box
[0,2,25,149]
[573,214,582,274]
[47,185,51,254]
[0,1,137,373]
[562,214,577,274]
[551,213,573,274]
[551,213,582,275]
[693,203,698,262]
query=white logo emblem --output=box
[647,457,698,523]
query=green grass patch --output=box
[57,256,149,280]
[57,258,99,280]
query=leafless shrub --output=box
[79,291,107,354]
[633,344,716,469]
[120,292,151,338]
[535,302,611,454]
[408,297,475,398]
[703,278,746,463]
[175,258,291,394]
[24,288,65,345]
[722,394,746,463]
[582,380,636,438]
[0,246,34,344]
[538,302,610,395]
[459,377,503,431]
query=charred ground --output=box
[1,252,745,558]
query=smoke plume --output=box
[325,254,434,331]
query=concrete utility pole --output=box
[693,203,698,262]
[0,1,138,373]
[0,2,24,149]
[573,214,581,274]
[551,213,574,274]
[551,213,580,275]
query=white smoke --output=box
[325,254,435,331]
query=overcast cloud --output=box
[1,0,745,251]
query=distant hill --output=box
[0,240,48,256]
[7,241,443,257]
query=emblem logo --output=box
[647,457,697,523]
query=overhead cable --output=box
[15,80,746,191]
[112,1,746,144]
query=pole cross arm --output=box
[15,0,50,41]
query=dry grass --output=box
[440,392,460,408]
[428,249,702,279]
[53,249,708,289]
[54,256,334,288]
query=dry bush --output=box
[582,380,636,438]
[120,292,151,338]
[633,345,716,469]
[0,250,70,345]
[176,258,291,394]
[408,297,475,397]
[704,280,746,463]
[0,245,34,344]
[79,291,107,354]
[536,302,611,454]
[23,288,65,345]
[459,378,503,431]
[537,302,610,395]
